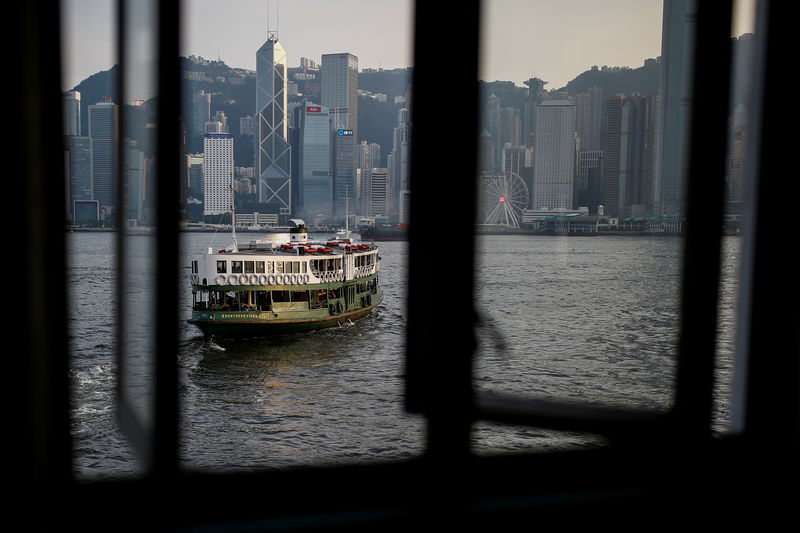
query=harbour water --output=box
[68,230,741,479]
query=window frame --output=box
[15,0,799,529]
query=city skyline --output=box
[61,1,756,97]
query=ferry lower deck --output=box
[189,276,382,337]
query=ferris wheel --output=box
[481,171,530,227]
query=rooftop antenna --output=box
[267,0,279,41]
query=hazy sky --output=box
[61,0,756,95]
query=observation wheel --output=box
[481,171,529,227]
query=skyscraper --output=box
[193,90,211,139]
[604,94,650,218]
[576,87,603,152]
[62,90,81,136]
[322,53,358,219]
[65,136,92,220]
[656,0,696,217]
[203,132,234,216]
[88,100,118,219]
[294,103,332,219]
[532,100,576,211]
[257,32,291,215]
[390,107,409,221]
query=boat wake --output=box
[208,340,227,352]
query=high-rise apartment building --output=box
[203,132,234,216]
[576,87,603,152]
[88,100,118,219]
[604,95,651,217]
[656,0,696,216]
[532,100,576,211]
[322,53,358,219]
[256,32,291,215]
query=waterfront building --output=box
[256,32,292,216]
[88,100,118,220]
[656,0,696,217]
[532,100,576,211]
[576,150,604,214]
[604,95,650,217]
[726,103,747,209]
[203,132,234,216]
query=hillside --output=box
[71,58,408,166]
[71,37,751,165]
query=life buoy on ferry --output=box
[259,274,268,285]
[228,274,238,285]
[268,274,275,285]
[337,301,344,313]
[249,274,257,285]
[303,274,309,284]
[216,275,226,285]
[239,274,248,285]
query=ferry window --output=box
[216,261,226,274]
[302,262,307,274]
[256,261,265,274]
[267,261,274,274]
[276,261,284,274]
[293,261,299,273]
[231,261,243,274]
[244,261,254,274]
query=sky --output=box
[61,0,756,96]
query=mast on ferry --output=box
[230,172,238,252]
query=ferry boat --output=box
[188,219,382,338]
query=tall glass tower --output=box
[295,103,332,219]
[88,100,118,219]
[656,0,696,217]
[257,32,291,215]
[322,53,358,219]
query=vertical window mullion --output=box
[153,0,182,477]
[405,0,481,458]
[672,0,733,435]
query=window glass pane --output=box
[714,0,757,434]
[473,0,754,452]
[178,0,420,472]
[473,0,691,452]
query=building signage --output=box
[306,105,321,113]
[337,129,353,136]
